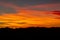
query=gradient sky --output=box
[0,0,60,13]
[0,0,60,29]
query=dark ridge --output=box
[0,27,60,36]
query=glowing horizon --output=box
[0,1,60,29]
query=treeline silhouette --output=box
[0,27,60,36]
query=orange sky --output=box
[0,3,60,29]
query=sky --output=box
[0,0,60,13]
[0,0,60,29]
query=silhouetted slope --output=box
[0,27,60,36]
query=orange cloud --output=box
[0,3,60,29]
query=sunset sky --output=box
[0,0,60,29]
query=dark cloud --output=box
[17,22,27,24]
[4,7,17,13]
[0,5,17,14]
[0,0,60,14]
[0,0,60,6]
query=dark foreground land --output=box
[0,27,60,36]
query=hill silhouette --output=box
[0,27,60,36]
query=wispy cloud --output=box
[0,2,60,29]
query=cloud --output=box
[52,11,60,15]
[0,9,60,28]
[22,3,60,11]
[0,2,60,13]
[0,2,20,14]
[0,0,60,6]
[0,2,60,29]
